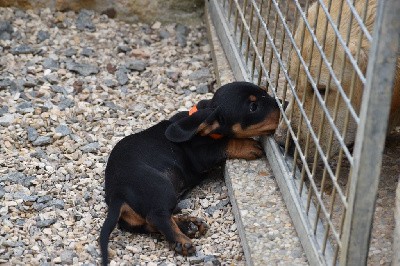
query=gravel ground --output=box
[0,8,245,265]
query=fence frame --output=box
[208,0,400,264]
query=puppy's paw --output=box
[174,215,209,238]
[226,139,264,160]
[172,240,196,256]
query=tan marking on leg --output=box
[226,138,263,160]
[119,203,146,227]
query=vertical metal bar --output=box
[340,0,400,264]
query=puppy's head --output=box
[166,81,280,142]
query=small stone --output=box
[45,73,59,84]
[196,84,209,94]
[0,172,35,187]
[80,142,100,153]
[50,85,67,94]
[36,218,56,228]
[117,45,132,53]
[66,61,99,76]
[177,199,193,210]
[13,192,38,202]
[104,79,117,88]
[0,114,14,126]
[37,30,50,43]
[0,106,8,115]
[65,48,77,57]
[51,199,65,209]
[125,60,147,72]
[0,186,5,198]
[27,126,39,142]
[0,78,12,90]
[115,69,129,85]
[31,148,47,159]
[159,29,170,39]
[151,21,161,30]
[0,21,13,40]
[60,250,76,264]
[106,63,117,74]
[55,124,71,136]
[189,68,211,81]
[81,47,95,57]
[15,102,34,114]
[42,58,59,70]
[76,10,96,32]
[23,76,38,88]
[11,44,36,55]
[58,97,75,110]
[32,136,52,146]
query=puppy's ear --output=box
[165,107,220,142]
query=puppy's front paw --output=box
[226,139,264,160]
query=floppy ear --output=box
[165,107,220,142]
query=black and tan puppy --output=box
[100,81,280,265]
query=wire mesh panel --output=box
[208,0,400,264]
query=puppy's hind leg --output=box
[147,211,196,256]
[100,198,124,266]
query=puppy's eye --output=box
[249,102,258,112]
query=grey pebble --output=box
[30,148,47,159]
[115,69,129,85]
[58,97,75,110]
[45,73,59,84]
[0,172,35,187]
[205,199,230,215]
[0,186,5,198]
[76,10,96,32]
[32,135,52,146]
[42,58,59,70]
[13,192,38,202]
[11,44,36,55]
[81,47,95,57]
[189,68,211,81]
[65,48,77,57]
[60,250,77,264]
[80,142,100,153]
[117,45,132,53]
[177,198,193,210]
[0,78,12,90]
[66,61,99,76]
[0,105,8,116]
[55,124,71,136]
[0,113,14,126]
[37,30,50,43]
[0,21,13,41]
[104,101,123,111]
[50,85,67,94]
[37,195,52,204]
[196,83,209,94]
[16,102,34,114]
[36,218,56,228]
[85,245,99,257]
[104,79,117,88]
[124,60,147,72]
[23,76,38,88]
[159,29,170,39]
[27,126,39,142]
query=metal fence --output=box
[208,0,400,265]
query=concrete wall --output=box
[0,0,204,25]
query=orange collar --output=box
[189,105,223,139]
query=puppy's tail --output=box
[100,197,123,266]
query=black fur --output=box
[100,82,279,265]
